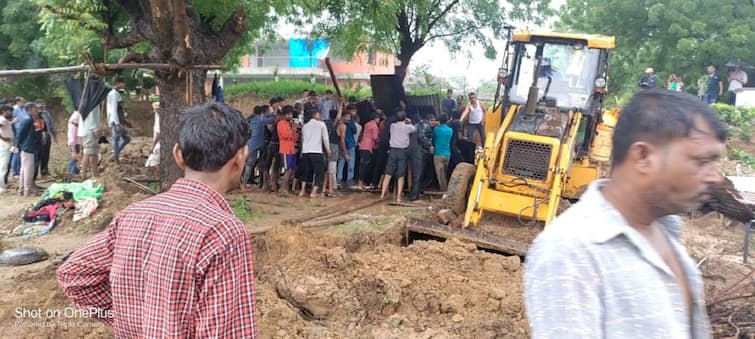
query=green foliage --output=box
[731,148,755,168]
[0,0,58,100]
[224,80,372,100]
[557,0,755,97]
[711,103,755,141]
[308,0,551,70]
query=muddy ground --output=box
[0,137,753,338]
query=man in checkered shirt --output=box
[57,102,256,338]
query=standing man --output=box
[36,100,56,177]
[460,92,487,148]
[78,105,101,178]
[0,105,14,193]
[433,114,453,192]
[336,108,357,188]
[107,77,131,162]
[242,106,276,188]
[67,110,81,176]
[380,110,416,202]
[703,64,723,105]
[524,89,723,338]
[10,96,27,178]
[145,101,160,170]
[442,89,457,117]
[727,66,748,105]
[58,102,257,338]
[277,106,298,195]
[299,109,330,197]
[318,89,337,122]
[356,111,380,190]
[638,67,658,89]
[15,102,41,196]
[408,113,434,201]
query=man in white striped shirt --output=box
[525,89,725,339]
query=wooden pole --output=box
[324,57,342,98]
[0,63,227,77]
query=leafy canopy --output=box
[557,0,755,96]
[309,0,552,67]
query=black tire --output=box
[444,162,476,215]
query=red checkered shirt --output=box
[57,178,257,338]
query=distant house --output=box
[224,37,395,88]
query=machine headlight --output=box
[594,77,607,88]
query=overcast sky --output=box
[276,0,566,88]
[413,0,565,88]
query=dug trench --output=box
[252,221,529,339]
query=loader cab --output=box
[500,32,614,158]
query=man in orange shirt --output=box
[277,106,298,195]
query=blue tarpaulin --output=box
[288,38,330,68]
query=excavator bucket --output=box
[406,218,529,256]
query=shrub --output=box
[224,80,373,100]
[711,104,755,142]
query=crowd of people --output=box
[0,76,148,196]
[241,89,482,202]
[57,89,730,337]
[0,97,57,195]
[639,64,749,105]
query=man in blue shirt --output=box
[441,89,457,117]
[242,106,276,188]
[15,102,42,196]
[703,64,723,105]
[638,68,657,89]
[10,96,27,177]
[433,114,453,191]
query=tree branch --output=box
[427,0,460,34]
[425,25,479,43]
[106,30,145,49]
[43,5,107,35]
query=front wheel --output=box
[443,162,476,216]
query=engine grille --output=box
[502,140,552,181]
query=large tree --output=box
[39,0,283,189]
[0,0,56,98]
[309,0,551,83]
[557,0,755,97]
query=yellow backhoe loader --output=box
[409,31,620,255]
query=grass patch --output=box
[232,196,262,223]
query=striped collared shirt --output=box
[524,179,711,339]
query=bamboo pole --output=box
[0,63,227,77]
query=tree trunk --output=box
[157,70,207,191]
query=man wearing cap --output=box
[639,68,658,89]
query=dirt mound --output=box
[254,223,527,339]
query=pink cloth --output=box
[358,120,379,151]
[67,112,80,147]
